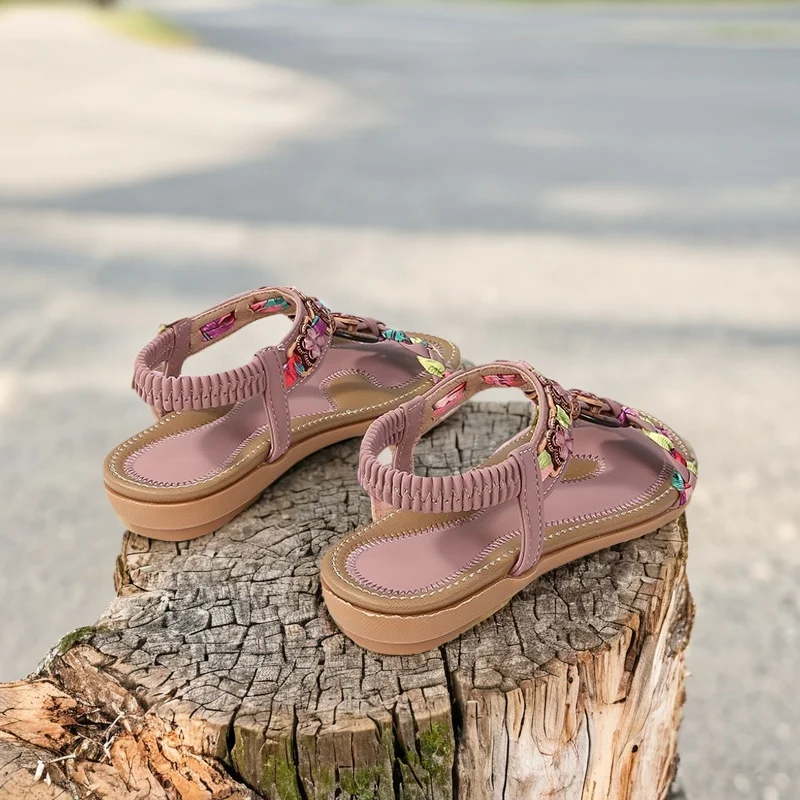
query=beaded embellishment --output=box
[283,295,333,389]
[536,377,576,477]
[417,356,447,378]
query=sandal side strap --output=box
[358,361,580,575]
[256,346,292,462]
[508,443,545,576]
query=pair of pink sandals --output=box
[104,287,697,654]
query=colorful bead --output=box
[282,296,332,388]
[382,329,412,344]
[417,356,447,378]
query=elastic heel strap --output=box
[132,287,333,416]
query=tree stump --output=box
[0,402,694,800]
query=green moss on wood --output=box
[229,725,301,800]
[314,767,335,799]
[264,754,302,800]
[396,762,428,800]
[54,625,104,655]
[340,764,393,800]
[417,721,454,792]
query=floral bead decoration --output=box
[251,296,291,315]
[480,371,577,479]
[382,328,432,349]
[417,356,447,379]
[199,293,292,342]
[199,290,449,392]
[536,377,576,478]
[382,328,413,344]
[283,296,333,389]
[619,408,698,507]
[327,310,445,381]
[671,470,691,506]
[483,374,526,389]
[432,381,467,417]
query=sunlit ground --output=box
[0,2,798,796]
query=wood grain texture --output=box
[0,402,693,800]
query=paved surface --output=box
[0,2,798,797]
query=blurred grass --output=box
[0,2,193,47]
[92,8,193,45]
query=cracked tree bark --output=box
[0,402,694,800]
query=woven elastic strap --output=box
[132,287,320,415]
[359,402,527,514]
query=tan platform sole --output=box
[321,507,684,655]
[105,418,375,541]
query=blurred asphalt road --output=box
[0,2,798,797]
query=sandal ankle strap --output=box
[132,287,332,416]
[131,286,454,466]
[358,361,579,511]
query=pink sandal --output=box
[104,287,460,541]
[321,361,697,654]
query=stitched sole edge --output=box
[105,417,376,541]
[321,506,685,655]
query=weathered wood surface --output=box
[0,402,694,800]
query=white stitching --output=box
[545,486,673,540]
[316,365,424,413]
[332,546,517,600]
[109,382,430,489]
[330,399,684,602]
[118,419,271,488]
[562,454,605,484]
[347,529,518,596]
[549,459,672,529]
[335,511,485,563]
[261,349,291,462]
[511,445,535,574]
